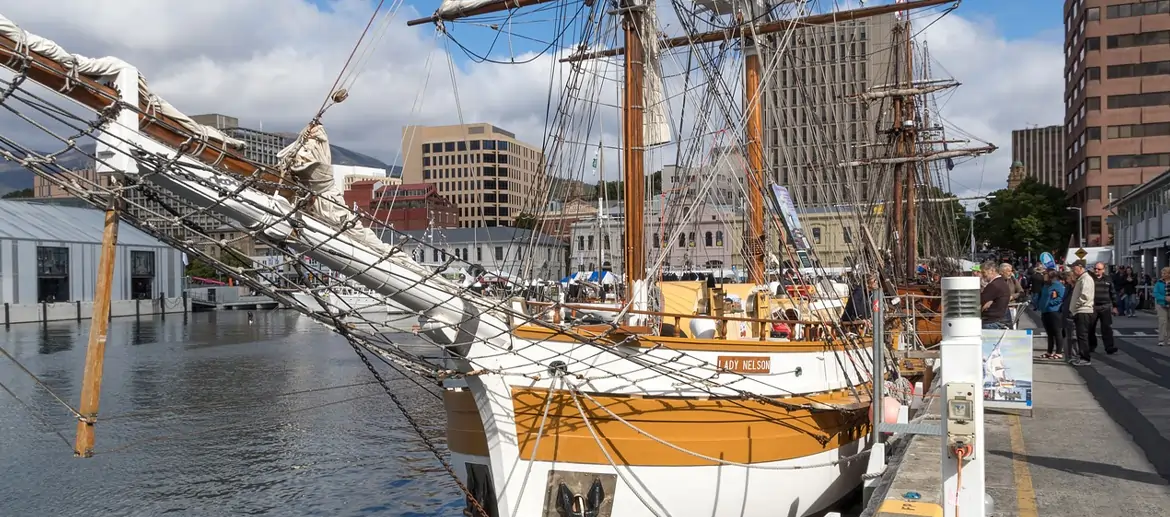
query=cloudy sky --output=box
[0,0,1063,199]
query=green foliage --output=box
[1,188,33,199]
[587,170,662,201]
[973,177,1074,256]
[513,212,538,230]
[185,257,218,279]
[184,247,252,280]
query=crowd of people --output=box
[978,258,1170,366]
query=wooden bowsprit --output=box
[73,193,121,458]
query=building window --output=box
[1108,122,1170,139]
[843,227,853,244]
[1086,6,1100,20]
[130,250,155,299]
[477,247,483,262]
[1088,156,1101,170]
[462,248,469,261]
[1086,126,1101,140]
[470,140,480,151]
[1086,66,1100,81]
[603,235,610,250]
[812,226,822,244]
[1088,216,1103,237]
[678,233,685,247]
[1108,1,1170,18]
[1107,60,1170,79]
[422,143,431,153]
[687,232,695,247]
[1084,36,1100,51]
[36,246,69,302]
[715,231,724,247]
[704,231,713,247]
[444,142,455,152]
[1107,30,1170,49]
[1107,185,1136,202]
[1107,91,1170,109]
[1085,96,1100,111]
[1107,153,1170,169]
[494,246,504,261]
[1086,186,1102,202]
[587,235,594,250]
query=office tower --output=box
[1010,125,1064,188]
[1064,0,1170,246]
[400,123,547,228]
[764,12,897,207]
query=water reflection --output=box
[37,323,77,355]
[1,310,460,517]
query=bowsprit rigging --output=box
[0,1,978,517]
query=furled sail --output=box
[436,0,498,17]
[641,0,672,147]
[276,124,385,251]
[0,15,243,150]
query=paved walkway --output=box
[873,310,1170,516]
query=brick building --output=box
[1063,0,1170,246]
[344,181,458,232]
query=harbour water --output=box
[0,311,462,516]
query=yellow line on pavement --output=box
[1009,413,1039,516]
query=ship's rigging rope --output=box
[0,5,985,510]
[0,2,874,415]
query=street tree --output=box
[513,212,538,230]
[973,177,1074,256]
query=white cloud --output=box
[918,11,1064,198]
[0,0,1061,200]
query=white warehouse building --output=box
[0,201,188,324]
[390,227,568,282]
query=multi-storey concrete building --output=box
[400,123,547,229]
[1063,0,1170,246]
[1010,125,1064,189]
[764,13,896,206]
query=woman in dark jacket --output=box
[1058,270,1077,361]
[1040,270,1067,359]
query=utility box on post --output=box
[939,276,985,517]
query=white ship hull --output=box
[437,332,875,517]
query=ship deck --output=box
[868,310,1170,516]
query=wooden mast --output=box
[744,33,766,285]
[899,19,920,280]
[73,194,120,457]
[622,1,646,289]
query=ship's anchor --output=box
[555,479,605,517]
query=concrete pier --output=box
[868,311,1170,516]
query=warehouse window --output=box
[130,250,155,299]
[36,246,70,302]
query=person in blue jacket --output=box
[1155,267,1170,347]
[1040,269,1067,360]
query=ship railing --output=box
[523,300,869,342]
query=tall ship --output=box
[0,0,989,515]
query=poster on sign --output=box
[982,329,1033,411]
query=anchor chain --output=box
[342,331,492,517]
